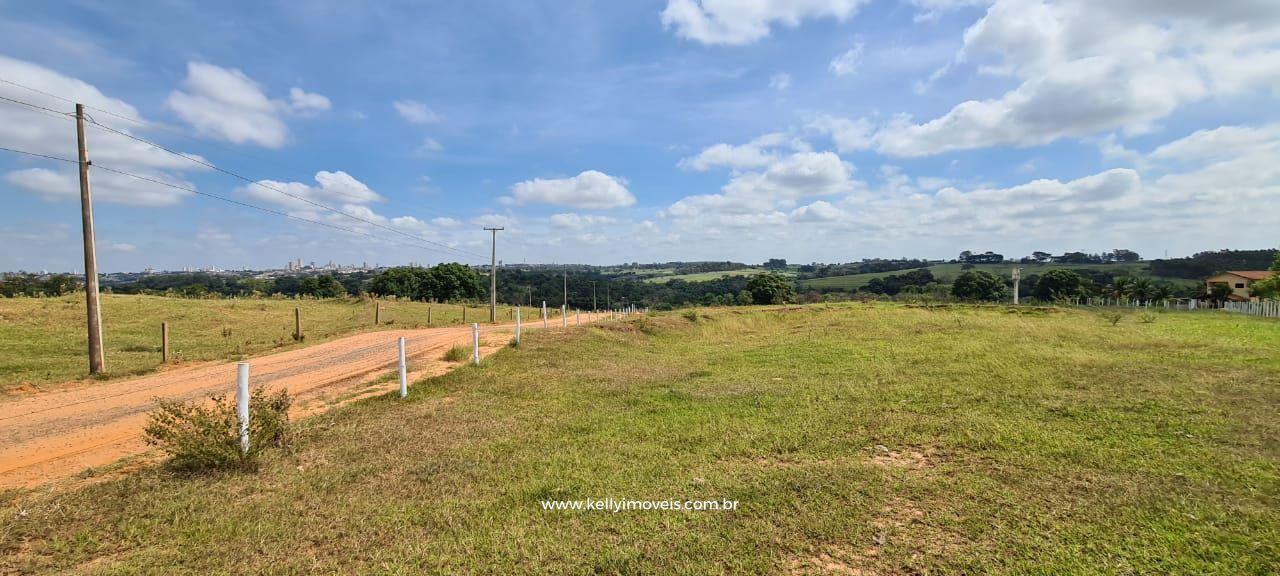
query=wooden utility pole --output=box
[484,227,503,323]
[76,103,105,375]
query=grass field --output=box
[0,295,545,392]
[644,268,775,283]
[3,303,1276,573]
[799,261,1198,291]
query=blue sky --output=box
[1,0,1278,272]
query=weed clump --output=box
[144,387,291,472]
[1138,312,1157,324]
[682,310,699,323]
[1099,311,1124,326]
[443,345,469,362]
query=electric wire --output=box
[0,91,486,262]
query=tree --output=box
[1249,251,1280,299]
[1107,277,1133,301]
[1128,277,1156,301]
[746,273,794,304]
[951,271,1008,301]
[1033,269,1085,301]
[1111,249,1141,262]
[1031,251,1052,263]
[763,258,788,270]
[1206,282,1234,304]
[300,275,346,298]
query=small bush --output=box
[682,310,699,323]
[1138,312,1157,324]
[1100,311,1124,326]
[144,387,291,472]
[443,345,469,362]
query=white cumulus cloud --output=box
[661,0,867,45]
[393,99,441,124]
[167,62,327,148]
[503,170,636,209]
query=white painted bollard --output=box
[236,362,250,454]
[542,301,548,329]
[397,336,407,398]
[562,305,567,327]
[515,307,522,345]
[472,323,480,366]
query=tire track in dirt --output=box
[0,315,598,489]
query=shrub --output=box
[952,271,1009,302]
[443,345,469,362]
[1100,311,1124,326]
[682,310,699,322]
[144,387,291,472]
[1138,312,1157,324]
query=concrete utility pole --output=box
[1012,267,1022,305]
[484,227,503,323]
[589,280,597,312]
[76,103,105,375]
[563,271,568,308]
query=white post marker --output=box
[562,304,567,327]
[515,307,522,345]
[576,309,580,325]
[542,301,548,329]
[236,362,250,454]
[472,322,480,366]
[397,336,407,398]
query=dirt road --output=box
[0,317,578,490]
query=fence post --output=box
[428,306,432,325]
[515,307,521,345]
[161,322,169,363]
[462,305,466,324]
[472,323,480,366]
[398,336,407,398]
[236,362,250,454]
[375,301,381,325]
[294,307,302,341]
[576,309,580,326]
[542,301,548,329]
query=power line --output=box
[0,145,474,258]
[2,76,451,219]
[0,91,487,262]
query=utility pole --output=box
[76,103,105,375]
[589,280,597,312]
[606,283,611,310]
[1012,266,1021,305]
[563,271,568,309]
[484,227,503,323]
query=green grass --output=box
[3,304,1277,573]
[644,268,778,283]
[800,261,1198,291]
[0,294,543,392]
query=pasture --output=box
[3,303,1276,573]
[0,294,543,393]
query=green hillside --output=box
[799,261,1198,291]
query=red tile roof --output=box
[1226,271,1272,281]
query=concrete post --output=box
[236,362,250,454]
[397,336,407,398]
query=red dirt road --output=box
[0,318,579,490]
